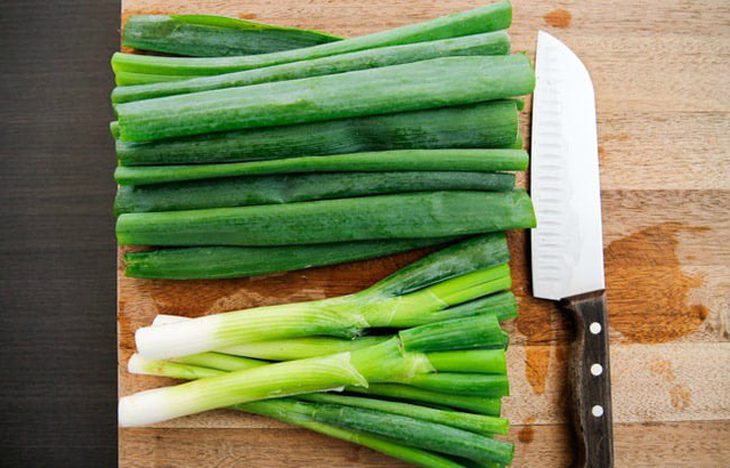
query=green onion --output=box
[150,315,391,360]
[151,315,395,359]
[130,352,502,416]
[124,314,509,424]
[140,314,510,388]
[133,234,511,358]
[135,265,511,359]
[118,352,367,427]
[114,171,516,214]
[111,1,512,78]
[115,55,534,142]
[127,354,506,466]
[151,294,515,358]
[172,341,512,397]
[132,351,508,431]
[114,149,529,186]
[123,15,342,58]
[112,31,509,103]
[127,353,464,467]
[148,295,518,345]
[123,238,452,280]
[115,101,520,166]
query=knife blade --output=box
[530,31,614,467]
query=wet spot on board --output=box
[544,9,572,28]
[605,223,709,343]
[517,416,537,443]
[648,360,676,382]
[525,347,551,395]
[647,360,694,411]
[517,426,535,443]
[238,13,258,19]
[670,385,692,410]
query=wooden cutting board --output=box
[117,1,730,466]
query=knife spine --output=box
[530,36,570,298]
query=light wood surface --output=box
[118,0,730,466]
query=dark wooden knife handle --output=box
[562,290,614,468]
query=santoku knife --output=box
[530,31,614,467]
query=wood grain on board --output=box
[118,0,730,466]
[120,421,730,468]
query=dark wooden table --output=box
[0,1,119,465]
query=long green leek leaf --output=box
[112,31,509,103]
[367,234,511,297]
[114,149,528,186]
[239,401,466,468]
[399,315,506,353]
[123,15,342,58]
[299,393,508,434]
[115,101,519,166]
[347,384,501,416]
[114,171,516,214]
[116,71,191,86]
[408,373,509,396]
[116,190,535,246]
[123,238,451,280]
[303,404,513,464]
[116,55,534,142]
[111,1,512,77]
